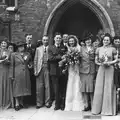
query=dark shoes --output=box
[36,105,44,109]
[15,106,20,111]
[45,103,52,108]
[60,106,64,111]
[54,106,60,110]
[83,106,91,111]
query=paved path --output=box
[0,106,120,120]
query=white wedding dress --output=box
[64,45,85,111]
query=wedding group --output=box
[0,31,120,116]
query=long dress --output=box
[65,46,85,111]
[0,49,12,109]
[92,46,117,115]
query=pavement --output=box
[0,105,120,120]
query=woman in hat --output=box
[92,33,117,115]
[80,32,95,111]
[0,38,12,109]
[9,41,31,111]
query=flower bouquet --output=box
[0,51,10,64]
[59,50,80,73]
[98,52,111,67]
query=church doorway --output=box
[44,0,115,44]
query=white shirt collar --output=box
[27,44,31,47]
[55,43,60,48]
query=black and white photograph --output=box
[0,0,120,120]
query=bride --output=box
[64,35,85,111]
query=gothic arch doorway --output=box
[44,0,115,44]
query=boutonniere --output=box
[23,54,28,61]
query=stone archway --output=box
[44,0,115,44]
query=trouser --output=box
[59,73,68,107]
[36,67,50,106]
[50,75,60,107]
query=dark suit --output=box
[48,44,67,107]
[25,44,36,105]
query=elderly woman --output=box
[80,33,95,111]
[9,41,31,111]
[92,33,118,115]
[0,38,12,109]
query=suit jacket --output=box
[48,44,67,76]
[80,46,95,74]
[25,44,36,70]
[34,45,49,76]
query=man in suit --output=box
[62,34,69,47]
[25,33,36,105]
[48,33,67,110]
[58,34,68,110]
[34,35,50,109]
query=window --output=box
[5,0,15,6]
[0,0,5,3]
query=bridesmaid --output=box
[0,38,12,109]
[80,33,95,111]
[92,33,118,115]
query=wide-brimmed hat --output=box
[16,41,26,47]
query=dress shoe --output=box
[36,105,44,109]
[15,106,20,111]
[60,105,65,111]
[83,107,90,111]
[45,103,52,108]
[54,106,60,110]
[60,107,64,111]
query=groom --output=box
[48,33,67,110]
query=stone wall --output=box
[0,0,120,43]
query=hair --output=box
[8,42,17,52]
[101,33,113,46]
[102,33,113,45]
[42,35,49,39]
[54,32,62,37]
[113,36,120,41]
[25,33,32,38]
[68,35,78,47]
[0,38,8,47]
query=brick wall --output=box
[1,0,120,43]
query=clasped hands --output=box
[99,61,111,67]
[0,56,9,63]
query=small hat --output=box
[16,41,26,47]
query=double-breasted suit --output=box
[48,44,67,108]
[25,44,36,104]
[34,45,50,106]
[80,46,95,92]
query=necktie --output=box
[44,47,46,52]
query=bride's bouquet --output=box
[59,49,81,73]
